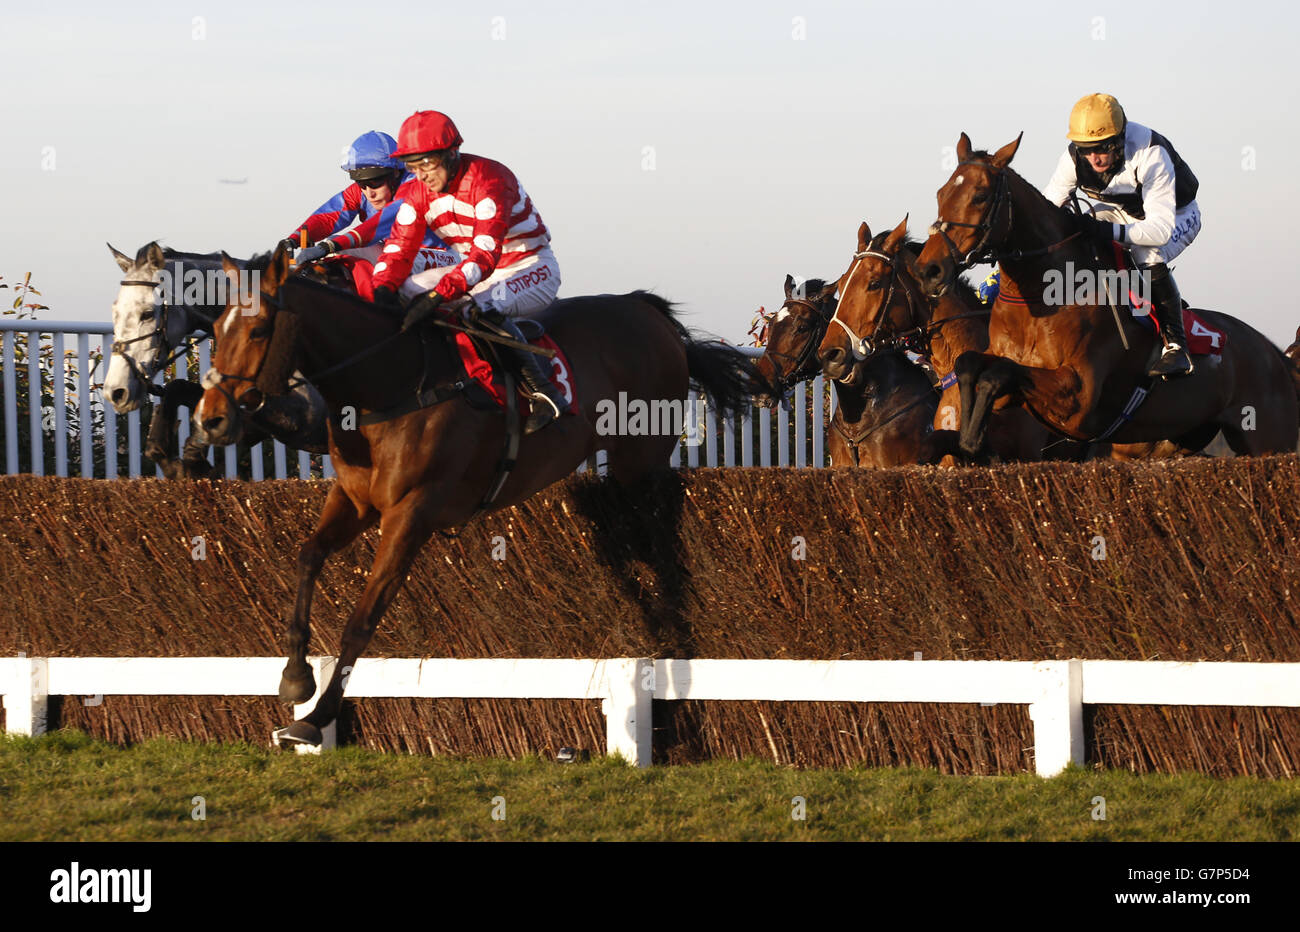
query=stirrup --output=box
[1148,344,1193,378]
[523,391,562,434]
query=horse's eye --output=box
[971,192,990,204]
[867,279,884,291]
[249,325,271,340]
[794,321,813,333]
[138,308,156,321]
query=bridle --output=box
[206,289,283,416]
[827,246,924,364]
[927,161,1014,270]
[113,277,218,396]
[762,294,834,393]
[927,159,1083,272]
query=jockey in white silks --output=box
[1042,93,1202,378]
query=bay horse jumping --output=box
[817,218,1063,464]
[754,274,938,466]
[106,241,329,477]
[196,243,760,747]
[916,134,1298,456]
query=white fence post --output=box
[602,658,652,767]
[291,656,338,754]
[1027,659,1084,777]
[1,656,49,737]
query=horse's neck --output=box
[291,287,433,412]
[999,171,1100,306]
[927,288,989,370]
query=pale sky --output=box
[3,0,1298,349]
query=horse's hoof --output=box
[272,721,322,748]
[279,671,317,705]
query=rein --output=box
[928,161,1083,269]
[114,278,219,396]
[828,247,925,364]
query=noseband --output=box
[763,295,834,392]
[827,248,923,363]
[112,279,173,396]
[208,289,284,416]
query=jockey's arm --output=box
[1117,149,1177,248]
[1041,151,1078,208]
[286,185,366,245]
[430,174,515,302]
[370,201,428,293]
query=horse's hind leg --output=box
[279,484,377,704]
[284,486,441,744]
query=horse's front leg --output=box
[146,380,203,476]
[279,484,377,705]
[954,352,998,458]
[959,355,1026,458]
[278,485,442,746]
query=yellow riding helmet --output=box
[1067,93,1127,144]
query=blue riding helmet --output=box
[341,131,404,182]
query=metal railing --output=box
[1,323,826,479]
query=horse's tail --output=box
[631,290,763,419]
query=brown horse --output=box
[916,133,1298,456]
[196,243,759,747]
[817,218,1064,463]
[754,275,938,466]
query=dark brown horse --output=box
[916,134,1298,456]
[196,243,759,747]
[754,275,938,466]
[817,218,1066,464]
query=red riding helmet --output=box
[393,111,464,159]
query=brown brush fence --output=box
[2,455,1298,776]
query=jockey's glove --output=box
[278,237,299,255]
[1074,212,1116,249]
[402,292,444,332]
[295,241,335,265]
[372,286,400,308]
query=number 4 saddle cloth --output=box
[1131,303,1226,357]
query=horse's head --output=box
[917,132,1022,298]
[817,217,916,385]
[105,241,177,412]
[753,275,838,406]
[195,243,298,445]
[1286,325,1300,370]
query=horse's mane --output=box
[162,247,227,264]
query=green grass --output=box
[2,730,1298,841]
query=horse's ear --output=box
[991,132,1023,169]
[108,242,133,273]
[857,221,871,251]
[956,132,972,162]
[783,273,794,299]
[139,241,165,270]
[220,251,243,293]
[817,279,839,300]
[267,240,292,286]
[883,215,909,254]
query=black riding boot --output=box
[489,315,569,433]
[1146,263,1193,378]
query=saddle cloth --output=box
[1110,242,1225,356]
[452,329,581,415]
